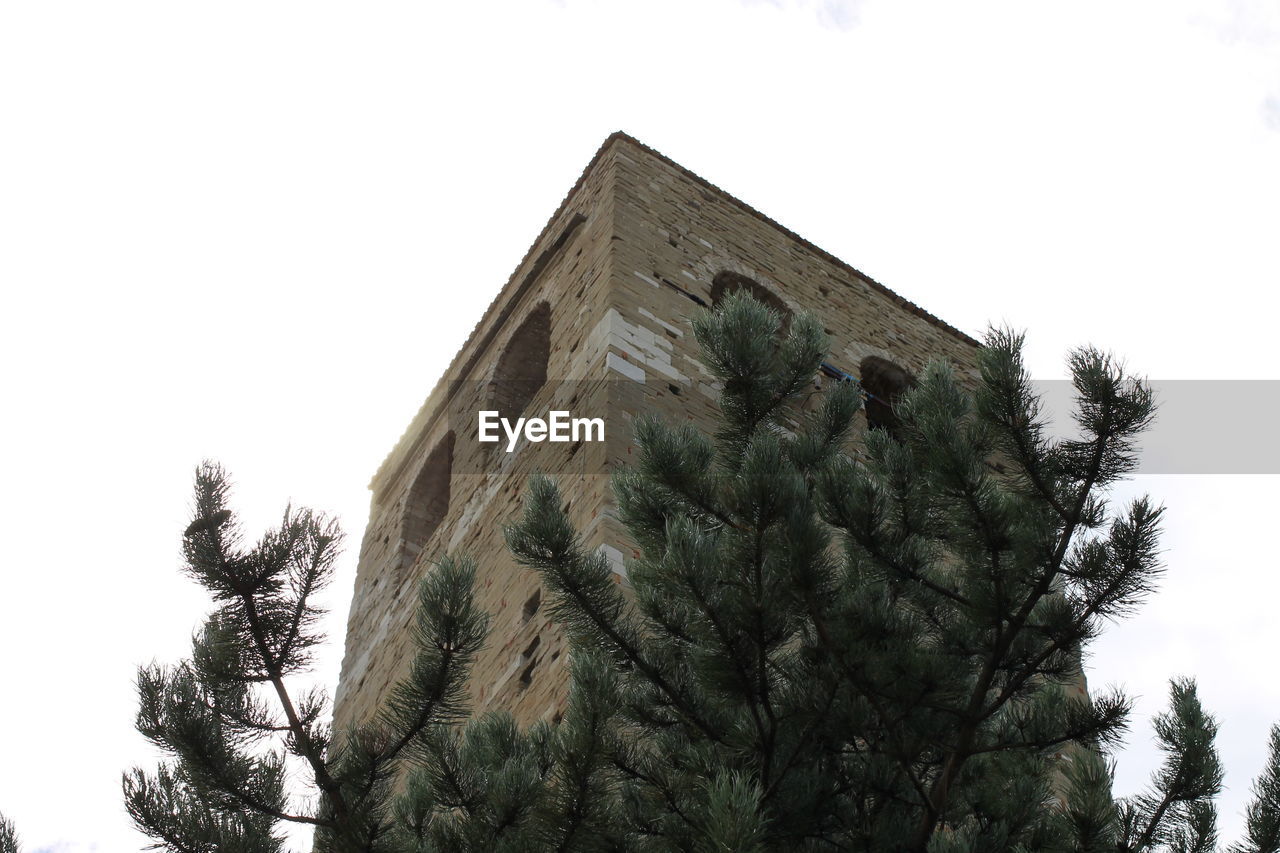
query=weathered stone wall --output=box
[332,146,620,733]
[331,134,982,737]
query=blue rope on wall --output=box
[820,361,884,405]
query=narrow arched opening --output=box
[859,356,916,438]
[401,432,454,573]
[709,271,791,331]
[489,302,551,426]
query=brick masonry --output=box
[331,133,994,736]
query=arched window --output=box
[401,432,454,572]
[709,272,791,329]
[859,356,915,437]
[489,302,551,425]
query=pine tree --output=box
[1232,725,1280,853]
[484,290,1145,849]
[126,295,1280,853]
[124,463,488,852]
[471,290,1280,852]
[0,812,19,853]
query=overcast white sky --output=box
[1,1,1278,849]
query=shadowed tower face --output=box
[331,133,981,735]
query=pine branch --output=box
[123,765,285,852]
[1232,725,1280,853]
[900,337,1153,850]
[0,812,20,853]
[1121,679,1224,852]
[374,555,487,769]
[507,475,727,746]
[802,597,935,814]
[235,578,348,820]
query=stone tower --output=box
[331,132,981,734]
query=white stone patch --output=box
[639,307,683,338]
[698,238,713,249]
[607,352,645,383]
[575,308,630,382]
[588,308,690,386]
[449,474,504,552]
[341,602,402,697]
[598,543,627,579]
[610,337,648,364]
[486,647,527,701]
[645,351,684,382]
[633,271,659,288]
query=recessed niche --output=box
[859,356,916,437]
[400,432,455,574]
